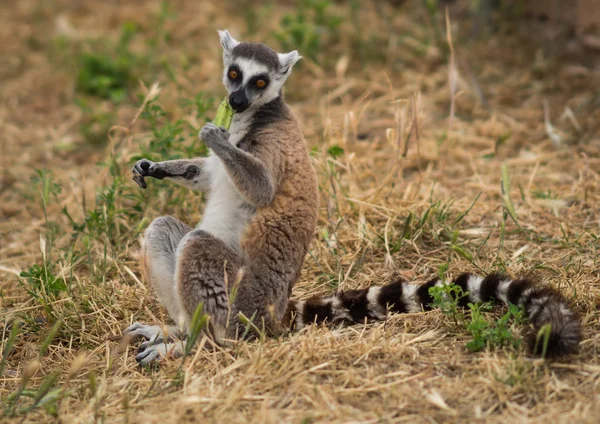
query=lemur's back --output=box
[239,98,319,323]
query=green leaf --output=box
[327,145,345,159]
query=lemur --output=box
[124,31,581,365]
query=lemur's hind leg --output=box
[124,216,191,347]
[176,230,249,344]
[136,230,249,364]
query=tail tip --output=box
[528,324,582,358]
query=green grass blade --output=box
[39,319,62,359]
[0,320,21,377]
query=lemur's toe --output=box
[136,347,160,365]
[123,322,163,341]
[138,337,164,353]
[135,342,183,366]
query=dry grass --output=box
[1,1,600,422]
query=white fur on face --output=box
[221,57,291,111]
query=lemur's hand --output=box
[200,123,230,151]
[132,159,163,189]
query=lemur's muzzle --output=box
[229,89,249,113]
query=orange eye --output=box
[256,79,267,88]
[228,69,238,80]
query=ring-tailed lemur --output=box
[124,30,319,364]
[124,31,581,364]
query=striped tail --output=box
[284,273,581,357]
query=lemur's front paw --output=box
[200,123,229,150]
[132,159,162,189]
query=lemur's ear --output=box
[218,30,239,59]
[278,51,302,74]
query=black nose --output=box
[229,90,249,112]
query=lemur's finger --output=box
[132,174,147,189]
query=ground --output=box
[1,1,599,423]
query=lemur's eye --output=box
[256,79,267,88]
[228,69,238,80]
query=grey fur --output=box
[132,158,209,191]
[232,43,281,71]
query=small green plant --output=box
[19,263,67,299]
[429,282,526,353]
[273,0,342,61]
[135,92,214,162]
[327,144,345,159]
[428,280,468,326]
[75,22,138,101]
[466,302,525,352]
[20,171,71,302]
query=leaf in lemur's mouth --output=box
[212,97,235,130]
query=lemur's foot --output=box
[135,341,184,366]
[199,123,229,150]
[123,322,184,357]
[123,322,165,341]
[132,159,164,189]
[138,333,185,353]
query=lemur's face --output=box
[218,30,301,113]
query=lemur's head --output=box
[218,30,301,113]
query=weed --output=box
[135,92,213,161]
[19,263,67,299]
[429,282,526,353]
[326,144,345,159]
[466,302,525,352]
[273,0,342,61]
[76,23,138,101]
[428,279,467,326]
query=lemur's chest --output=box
[197,115,255,250]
